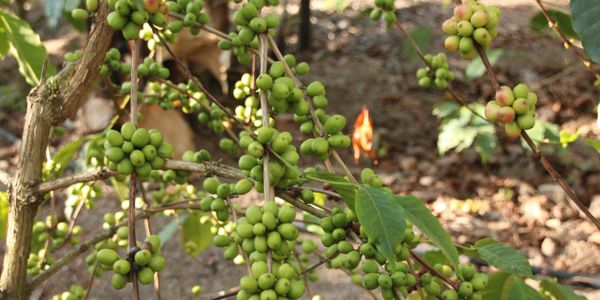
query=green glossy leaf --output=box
[465,49,504,80]
[540,279,587,300]
[0,9,56,85]
[64,0,82,11]
[438,121,478,155]
[509,280,545,300]
[0,20,8,57]
[522,121,560,149]
[464,237,498,258]
[181,211,213,256]
[356,186,405,261]
[432,101,460,119]
[584,138,600,154]
[571,0,600,63]
[474,133,497,164]
[394,195,459,265]
[530,10,578,39]
[482,272,518,300]
[45,138,84,179]
[478,243,532,277]
[306,170,357,211]
[0,192,8,239]
[423,250,450,267]
[403,25,431,61]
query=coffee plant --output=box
[0,0,599,299]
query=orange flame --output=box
[352,106,378,165]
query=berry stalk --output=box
[128,38,141,300]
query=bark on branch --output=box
[0,2,114,299]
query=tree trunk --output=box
[0,3,113,298]
[0,98,53,299]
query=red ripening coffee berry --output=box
[495,86,515,106]
[497,107,516,123]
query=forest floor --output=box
[1,0,599,299]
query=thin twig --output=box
[293,250,313,299]
[407,257,426,300]
[82,261,99,300]
[258,33,273,203]
[279,192,328,218]
[475,44,499,90]
[301,251,337,275]
[139,184,162,300]
[521,132,600,229]
[534,0,600,80]
[38,166,115,194]
[409,251,458,290]
[129,39,141,300]
[299,187,342,199]
[39,159,245,194]
[394,21,433,70]
[210,288,240,300]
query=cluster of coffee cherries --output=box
[196,102,230,134]
[416,53,455,90]
[146,79,205,111]
[33,217,83,250]
[256,59,311,115]
[164,0,209,35]
[104,123,174,179]
[50,284,87,300]
[158,149,211,185]
[442,0,501,59]
[291,240,319,283]
[300,114,350,161]
[64,50,83,63]
[66,182,101,213]
[360,168,384,188]
[213,201,306,299]
[90,235,165,289]
[485,83,537,138]
[218,137,240,156]
[137,57,170,79]
[84,135,107,168]
[199,176,252,222]
[107,0,168,40]
[70,0,99,21]
[369,0,397,26]
[238,128,301,190]
[218,2,280,64]
[320,206,355,255]
[27,217,82,275]
[232,74,272,128]
[216,202,299,259]
[100,48,132,77]
[236,260,306,300]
